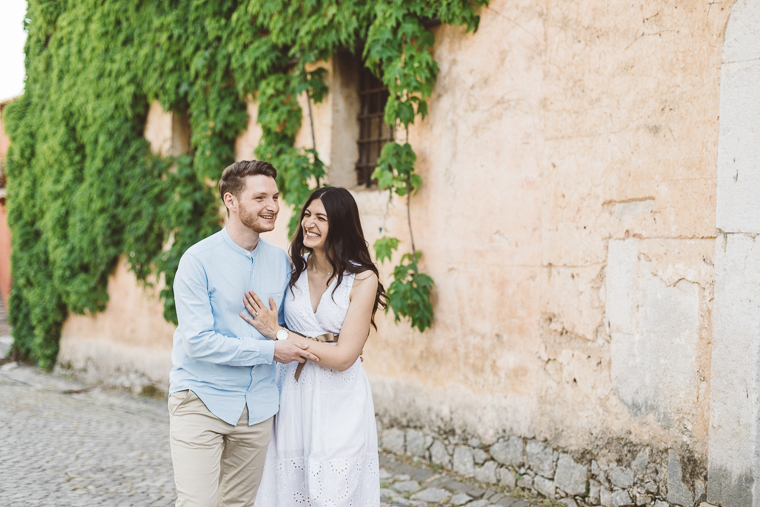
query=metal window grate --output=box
[356,67,393,187]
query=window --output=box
[356,67,393,187]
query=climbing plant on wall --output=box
[4,0,487,369]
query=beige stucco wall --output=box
[351,0,732,460]
[55,0,745,490]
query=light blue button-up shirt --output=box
[169,227,290,426]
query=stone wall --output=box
[378,424,706,507]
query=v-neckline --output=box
[305,266,337,315]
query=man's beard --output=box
[239,206,276,233]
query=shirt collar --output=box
[221,227,260,259]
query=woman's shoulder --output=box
[352,268,376,280]
[350,269,378,288]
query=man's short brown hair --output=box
[218,160,278,202]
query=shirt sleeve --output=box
[174,253,275,366]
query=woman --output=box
[240,186,386,506]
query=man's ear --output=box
[223,192,236,213]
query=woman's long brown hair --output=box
[289,187,388,329]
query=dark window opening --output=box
[356,67,393,187]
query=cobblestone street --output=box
[0,364,175,506]
[0,364,532,507]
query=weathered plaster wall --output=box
[356,0,730,459]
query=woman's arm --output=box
[240,272,378,371]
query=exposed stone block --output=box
[430,440,451,468]
[526,440,555,478]
[589,480,601,504]
[631,450,649,479]
[611,490,633,507]
[561,498,579,507]
[517,474,533,490]
[600,487,613,507]
[643,479,658,494]
[473,448,489,465]
[534,476,556,498]
[607,239,700,426]
[555,454,588,496]
[609,467,634,489]
[453,446,476,477]
[474,460,498,484]
[667,450,694,507]
[499,468,517,489]
[490,437,525,467]
[381,428,405,455]
[405,429,426,457]
[709,233,760,507]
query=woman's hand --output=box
[239,291,280,340]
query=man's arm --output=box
[174,253,274,367]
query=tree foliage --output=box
[4,0,486,369]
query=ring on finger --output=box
[255,311,259,317]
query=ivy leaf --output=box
[384,251,435,332]
[373,236,400,264]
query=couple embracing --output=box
[168,160,384,506]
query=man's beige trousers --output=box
[169,390,272,507]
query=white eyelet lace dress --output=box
[253,265,380,506]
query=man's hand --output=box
[273,340,319,364]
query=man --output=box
[168,160,317,507]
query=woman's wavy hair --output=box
[289,186,388,329]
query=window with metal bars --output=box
[356,67,393,187]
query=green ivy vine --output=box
[4,0,487,369]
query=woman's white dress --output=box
[254,266,380,506]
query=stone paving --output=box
[0,364,175,506]
[379,455,536,507]
[0,363,537,507]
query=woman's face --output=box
[301,198,329,250]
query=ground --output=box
[0,363,531,507]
